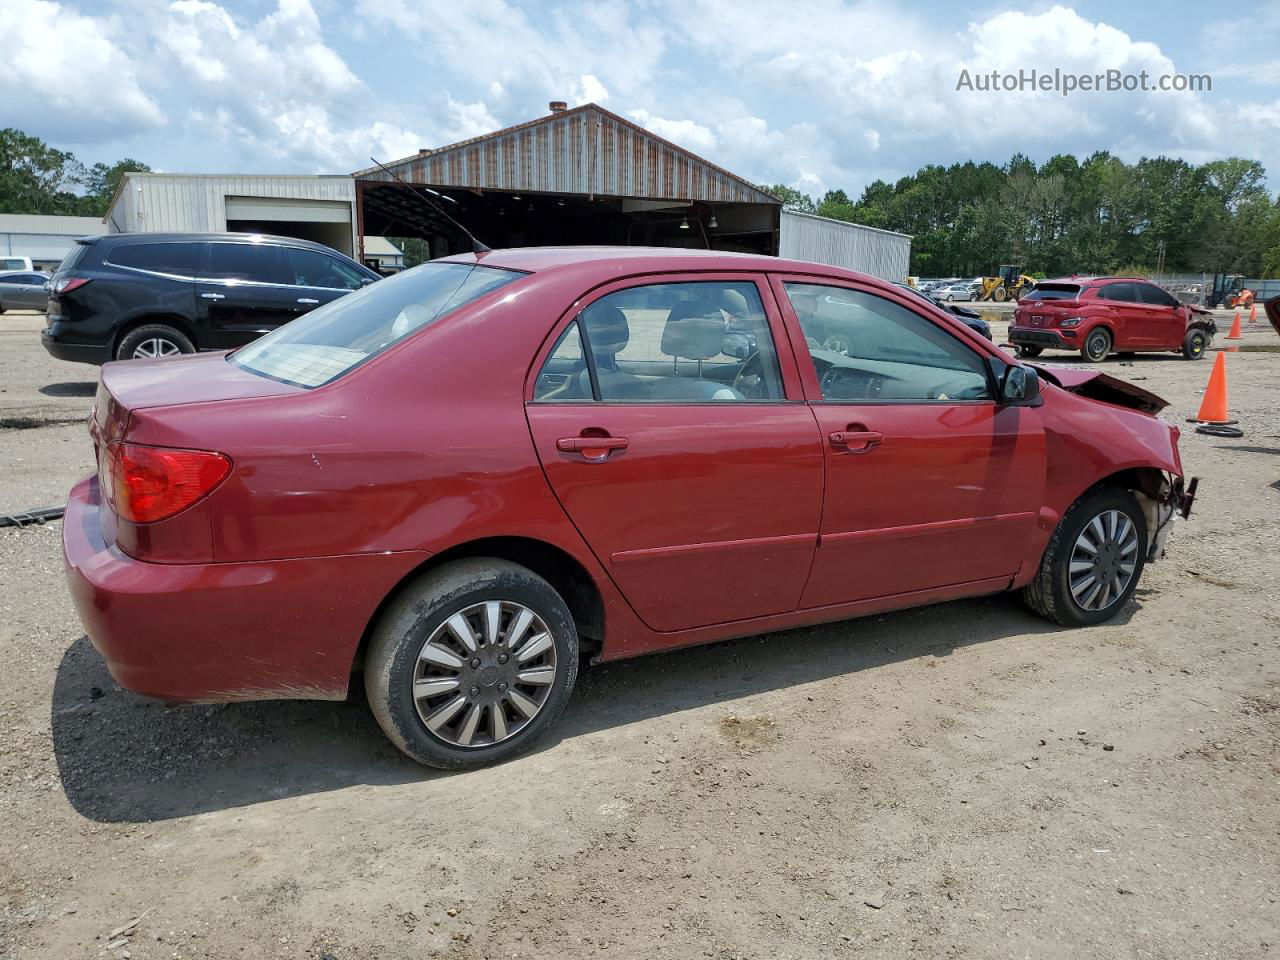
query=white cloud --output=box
[628,109,719,155]
[0,0,164,141]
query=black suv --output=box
[42,233,380,364]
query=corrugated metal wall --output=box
[0,215,105,262]
[778,210,911,282]
[359,106,776,205]
[109,174,356,239]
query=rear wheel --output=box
[116,324,195,361]
[1014,344,1043,358]
[1080,328,1111,363]
[365,558,579,769]
[1022,486,1147,627]
[1182,329,1208,360]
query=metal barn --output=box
[102,104,911,280]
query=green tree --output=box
[758,183,815,213]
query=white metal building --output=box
[779,210,911,283]
[106,174,359,257]
[0,214,107,269]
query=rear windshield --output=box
[54,242,90,276]
[1023,284,1080,301]
[231,262,525,388]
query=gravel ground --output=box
[1,307,1277,960]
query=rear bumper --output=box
[42,324,110,365]
[1009,326,1073,349]
[62,475,425,703]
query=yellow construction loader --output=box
[978,265,1037,302]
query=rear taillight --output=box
[52,276,90,295]
[101,442,231,524]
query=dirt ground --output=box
[1,307,1277,960]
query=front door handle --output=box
[297,297,320,305]
[829,429,883,452]
[200,292,225,301]
[557,435,628,461]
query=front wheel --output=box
[1022,486,1147,627]
[1014,344,1043,358]
[365,558,579,769]
[1182,329,1208,360]
[1080,328,1111,363]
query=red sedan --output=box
[1010,275,1217,362]
[63,248,1197,768]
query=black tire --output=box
[1022,486,1147,627]
[1014,344,1043,358]
[1182,329,1208,360]
[1080,328,1111,363]
[115,324,195,361]
[0,300,6,314]
[365,558,580,769]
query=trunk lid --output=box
[94,352,300,442]
[1015,283,1083,327]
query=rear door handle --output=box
[297,297,320,305]
[200,292,225,301]
[829,429,883,452]
[557,436,628,461]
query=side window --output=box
[285,248,365,290]
[1135,283,1178,307]
[784,283,992,402]
[1098,282,1136,303]
[106,242,202,277]
[533,321,590,401]
[548,280,784,403]
[203,243,288,285]
[0,275,21,284]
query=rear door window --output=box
[203,243,289,285]
[106,242,202,277]
[1098,282,1137,303]
[535,280,785,403]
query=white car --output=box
[934,280,978,302]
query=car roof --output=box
[1040,276,1149,285]
[438,245,886,285]
[82,232,356,256]
[0,268,47,275]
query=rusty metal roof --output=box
[354,104,780,205]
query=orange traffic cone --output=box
[1187,351,1236,425]
[1226,311,1243,340]
[1249,303,1258,324]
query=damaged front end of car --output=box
[1137,474,1198,563]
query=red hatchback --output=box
[64,249,1197,768]
[1010,276,1217,362]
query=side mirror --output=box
[1001,364,1041,405]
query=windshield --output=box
[232,262,525,388]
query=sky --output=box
[4,0,1279,198]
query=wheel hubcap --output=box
[132,337,181,359]
[1088,336,1107,359]
[1069,509,1139,612]
[412,600,557,748]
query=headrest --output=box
[719,288,750,317]
[581,304,629,356]
[661,301,724,360]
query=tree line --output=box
[763,152,1280,279]
[0,128,150,218]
